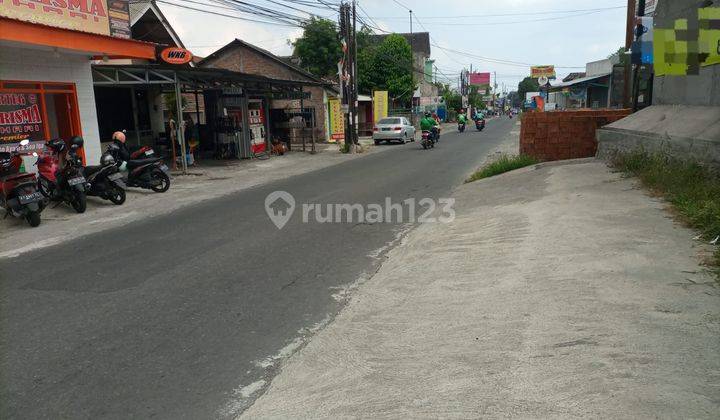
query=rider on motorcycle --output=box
[110,131,131,162]
[457,111,467,125]
[420,112,439,141]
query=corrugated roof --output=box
[549,72,611,89]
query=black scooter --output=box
[84,151,126,205]
[475,118,485,131]
[108,143,171,193]
[458,121,466,133]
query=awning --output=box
[0,17,157,60]
[548,72,612,90]
[92,64,329,93]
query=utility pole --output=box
[625,0,637,108]
[631,0,646,111]
[339,2,358,151]
[409,9,414,119]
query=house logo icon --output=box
[265,191,295,229]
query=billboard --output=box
[0,92,45,152]
[373,90,388,123]
[530,65,556,79]
[469,72,491,87]
[1,0,131,38]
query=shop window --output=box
[0,80,82,157]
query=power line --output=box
[155,0,303,26]
[366,5,626,20]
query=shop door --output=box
[44,92,80,140]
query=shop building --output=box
[0,4,157,165]
[199,39,338,143]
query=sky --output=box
[157,0,628,92]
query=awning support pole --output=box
[175,77,187,174]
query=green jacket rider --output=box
[420,113,438,131]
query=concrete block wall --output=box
[520,109,631,161]
[0,46,102,165]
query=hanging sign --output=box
[0,93,46,152]
[0,0,131,38]
[158,47,194,65]
[530,65,556,79]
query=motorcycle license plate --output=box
[67,176,85,186]
[144,150,154,156]
[160,164,169,173]
[18,191,42,205]
[108,172,124,181]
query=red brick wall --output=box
[520,109,632,161]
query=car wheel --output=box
[400,133,406,144]
[374,140,380,145]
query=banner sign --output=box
[530,65,556,79]
[328,98,344,141]
[1,0,131,38]
[372,90,388,123]
[655,6,720,76]
[469,72,491,87]
[0,93,46,152]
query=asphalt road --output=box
[0,117,516,419]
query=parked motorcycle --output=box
[37,137,87,213]
[475,118,485,131]
[83,151,126,205]
[0,149,44,227]
[108,143,170,193]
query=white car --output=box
[372,117,415,144]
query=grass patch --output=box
[466,154,540,183]
[612,151,720,272]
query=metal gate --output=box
[270,108,316,152]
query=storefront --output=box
[0,7,157,165]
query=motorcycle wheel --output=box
[25,210,41,227]
[150,169,170,193]
[71,190,87,213]
[109,186,126,205]
[38,177,51,198]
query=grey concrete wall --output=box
[652,0,720,106]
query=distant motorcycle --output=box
[37,137,87,213]
[83,150,126,205]
[108,143,170,193]
[0,149,44,227]
[475,118,485,131]
[458,121,466,133]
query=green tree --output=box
[357,34,413,107]
[608,47,629,66]
[292,18,342,77]
[517,77,540,104]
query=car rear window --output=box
[378,118,401,125]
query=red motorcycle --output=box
[0,151,44,227]
[37,137,87,213]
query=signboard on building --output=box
[1,0,131,38]
[328,98,344,142]
[0,93,45,152]
[469,72,491,87]
[158,47,193,65]
[372,90,388,123]
[654,6,720,76]
[530,65,556,79]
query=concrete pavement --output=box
[0,117,517,419]
[243,159,720,419]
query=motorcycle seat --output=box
[83,165,103,177]
[0,172,35,183]
[127,157,162,169]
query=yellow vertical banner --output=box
[373,91,388,123]
[328,98,344,142]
